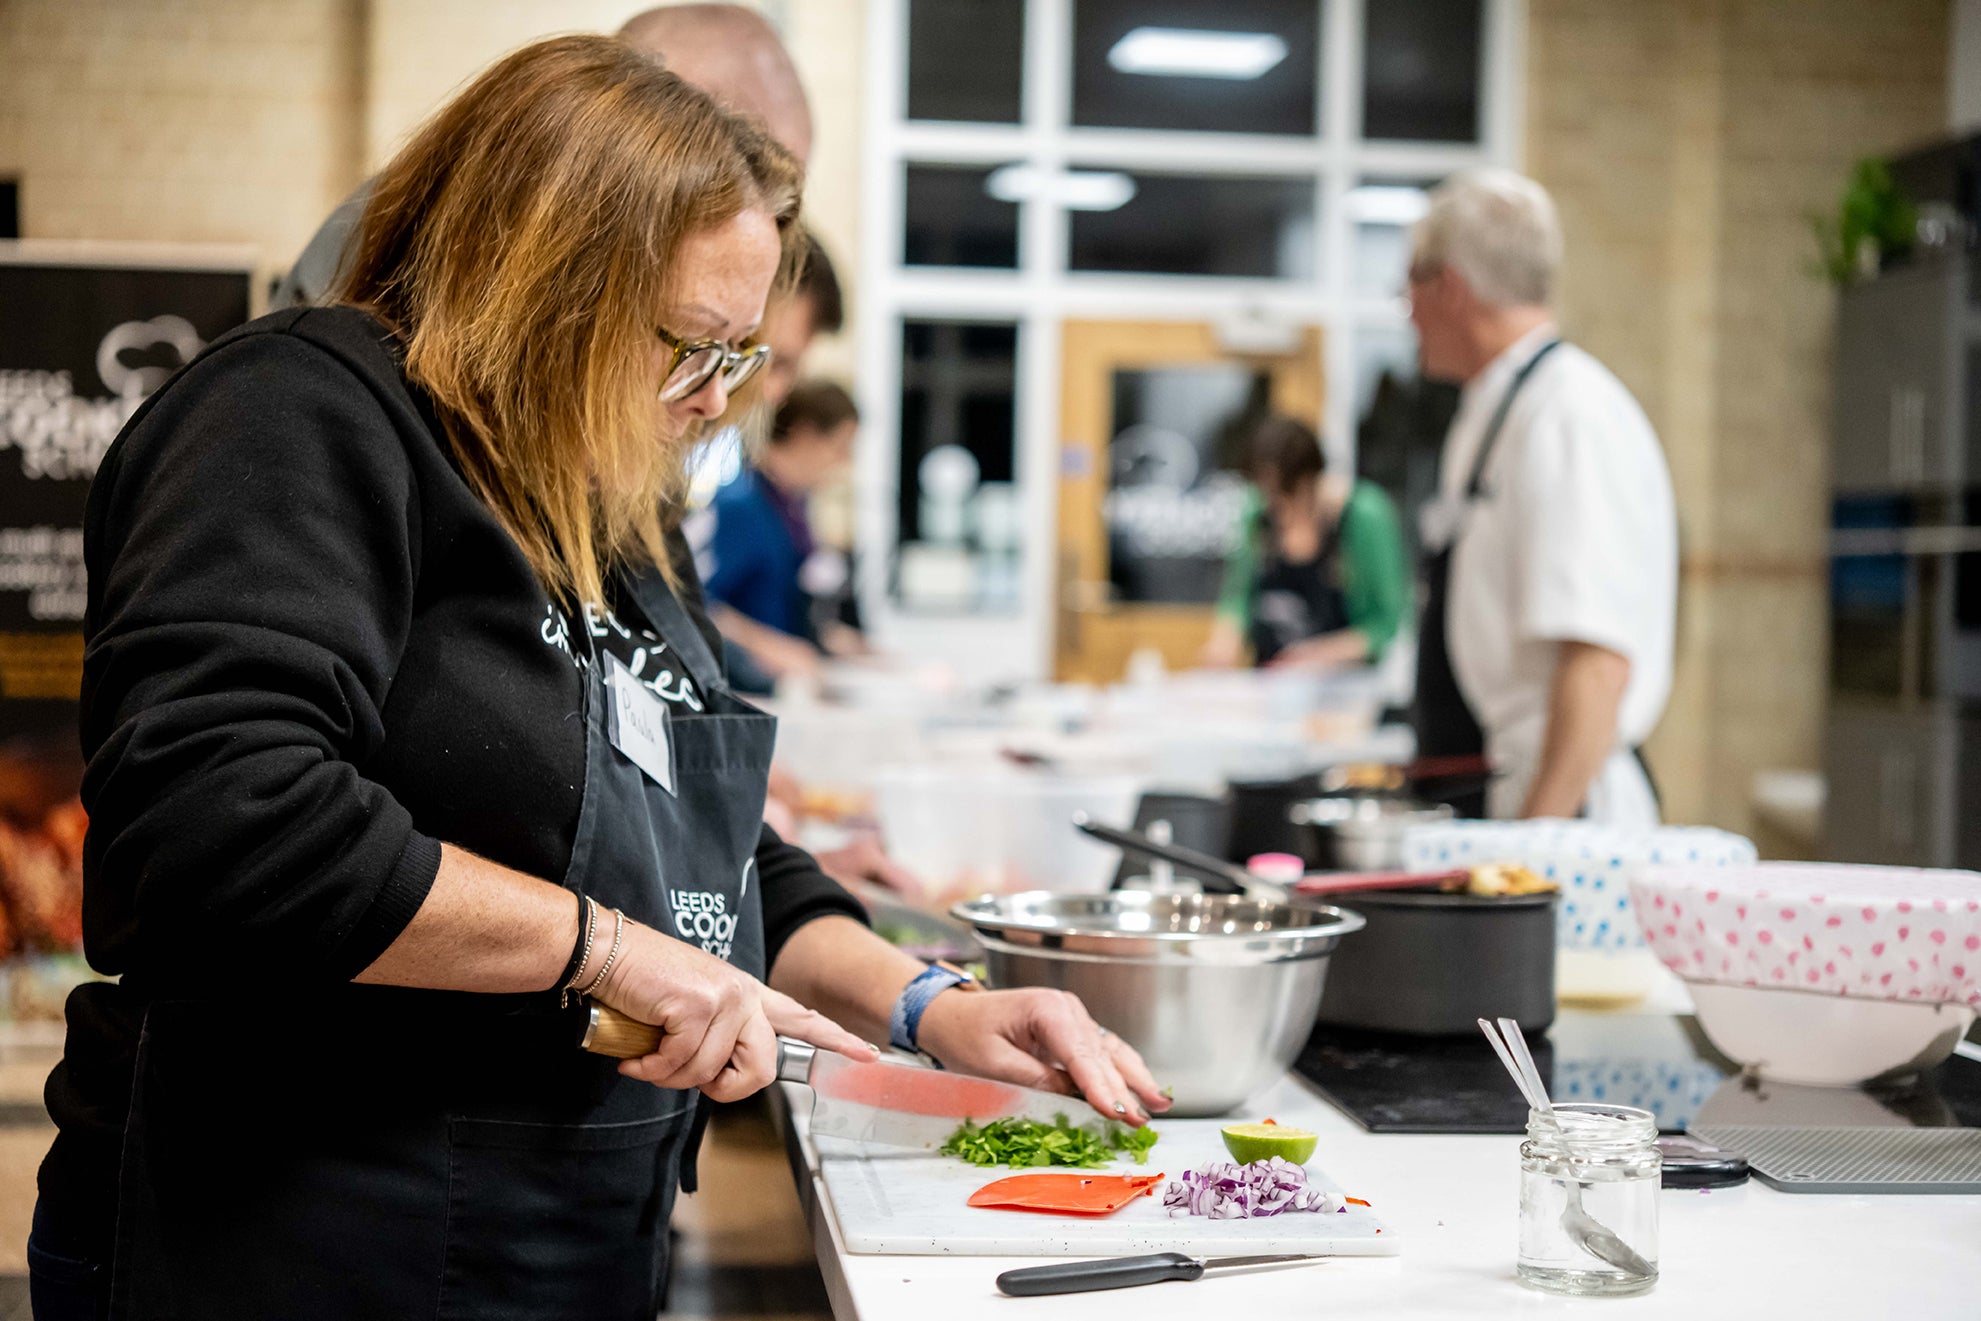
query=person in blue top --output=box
[701,381,863,685]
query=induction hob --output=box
[1294,1009,1981,1137]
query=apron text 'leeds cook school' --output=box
[107,569,774,1321]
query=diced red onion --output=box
[1162,1158,1346,1218]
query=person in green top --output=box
[1202,415,1410,670]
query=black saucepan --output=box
[1076,817,1557,1036]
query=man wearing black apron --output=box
[1406,170,1675,826]
[1412,340,1560,819]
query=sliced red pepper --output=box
[967,1172,1166,1216]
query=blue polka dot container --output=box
[1400,820,1758,952]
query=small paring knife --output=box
[995,1251,1326,1297]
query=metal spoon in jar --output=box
[1478,1017,1656,1281]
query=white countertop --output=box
[777,1029,1981,1320]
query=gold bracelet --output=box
[579,906,627,1000]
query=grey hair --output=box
[1411,168,1562,308]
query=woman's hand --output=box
[1199,619,1247,669]
[599,920,875,1102]
[913,987,1172,1125]
[750,628,825,681]
[1265,629,1369,671]
[811,832,927,903]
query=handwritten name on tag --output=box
[604,652,675,794]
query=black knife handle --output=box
[996,1252,1205,1297]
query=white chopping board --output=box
[815,1117,1399,1258]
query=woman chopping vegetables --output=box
[30,37,1165,1320]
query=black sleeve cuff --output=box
[755,826,870,969]
[333,828,443,980]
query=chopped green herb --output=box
[1117,1123,1160,1162]
[940,1114,1161,1169]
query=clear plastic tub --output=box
[871,765,1145,908]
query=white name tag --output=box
[603,653,676,794]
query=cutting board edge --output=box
[834,1230,1403,1258]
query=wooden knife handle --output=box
[579,1009,818,1086]
[581,1004,662,1059]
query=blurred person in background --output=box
[32,38,1164,1321]
[1202,415,1408,672]
[272,3,815,308]
[702,380,868,680]
[280,2,911,899]
[756,229,843,405]
[1405,169,1675,826]
[692,232,851,689]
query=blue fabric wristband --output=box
[889,964,972,1055]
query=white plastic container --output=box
[871,765,1144,908]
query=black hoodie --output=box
[39,305,864,1252]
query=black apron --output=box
[1248,510,1349,667]
[104,569,774,1321]
[1411,340,1561,819]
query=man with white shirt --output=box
[1406,169,1676,827]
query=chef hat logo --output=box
[95,315,203,399]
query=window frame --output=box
[859,0,1525,676]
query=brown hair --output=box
[337,34,805,606]
[795,230,844,334]
[770,380,858,444]
[1247,415,1326,494]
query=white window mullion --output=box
[1060,131,1334,174]
[1485,0,1528,170]
[857,0,910,642]
[1018,0,1072,676]
[1322,0,1365,464]
[1326,0,1363,148]
[896,123,1036,162]
[860,0,1521,679]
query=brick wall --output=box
[0,0,864,345]
[1527,0,1948,835]
[0,0,365,282]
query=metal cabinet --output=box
[1831,255,1965,493]
[1821,701,1965,867]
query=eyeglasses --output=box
[657,328,773,403]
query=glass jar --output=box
[1518,1104,1661,1296]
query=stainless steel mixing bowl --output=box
[950,891,1365,1116]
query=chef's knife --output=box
[579,1003,1111,1148]
[995,1252,1326,1297]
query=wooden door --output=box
[1055,320,1325,683]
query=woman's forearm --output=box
[1314,626,1372,664]
[768,914,921,1044]
[354,843,578,992]
[710,602,822,678]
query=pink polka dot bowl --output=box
[1629,863,1981,1086]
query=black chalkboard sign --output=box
[0,245,251,958]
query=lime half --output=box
[1220,1120,1317,1166]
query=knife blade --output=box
[792,1038,1110,1148]
[996,1252,1326,1296]
[579,1003,1108,1149]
